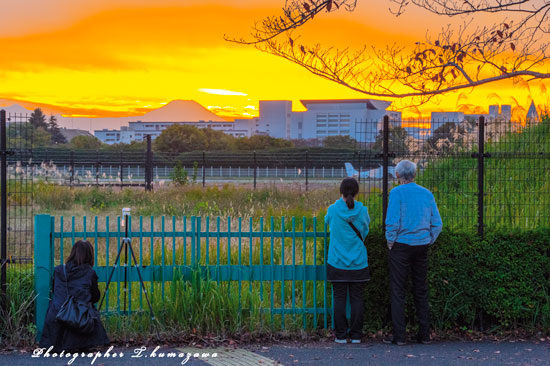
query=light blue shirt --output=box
[385,182,442,246]
[325,198,370,270]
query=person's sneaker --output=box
[382,336,406,346]
[350,339,361,344]
[335,338,348,344]
[417,336,431,345]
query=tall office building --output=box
[293,99,398,143]
[257,101,292,139]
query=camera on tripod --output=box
[99,207,157,328]
[121,207,131,228]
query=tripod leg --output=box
[127,240,161,339]
[123,238,128,315]
[98,241,125,311]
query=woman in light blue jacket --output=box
[325,177,370,344]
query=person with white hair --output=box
[383,159,442,346]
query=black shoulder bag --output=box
[347,221,373,276]
[347,221,365,245]
[55,264,96,334]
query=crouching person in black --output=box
[39,240,109,351]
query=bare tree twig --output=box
[227,0,550,103]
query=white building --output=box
[256,101,292,138]
[257,99,399,143]
[60,128,94,142]
[431,112,465,124]
[95,119,255,145]
[430,111,465,133]
[95,127,135,144]
[233,118,258,137]
[403,126,432,139]
[298,99,398,143]
[526,101,540,122]
[488,104,512,120]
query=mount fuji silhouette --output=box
[0,99,228,131]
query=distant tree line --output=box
[153,124,293,153]
[152,125,360,152]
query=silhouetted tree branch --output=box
[226,0,550,104]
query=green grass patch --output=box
[0,268,37,348]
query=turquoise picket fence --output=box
[34,214,332,338]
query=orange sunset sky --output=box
[1,0,548,121]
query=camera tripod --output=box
[98,215,159,338]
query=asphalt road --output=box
[2,340,549,366]
[251,340,550,366]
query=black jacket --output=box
[39,262,109,351]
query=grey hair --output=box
[396,160,417,181]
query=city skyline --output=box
[91,98,539,146]
[0,96,538,136]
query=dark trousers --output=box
[332,282,366,339]
[389,242,430,342]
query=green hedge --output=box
[361,228,550,332]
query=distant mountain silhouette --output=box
[0,99,228,131]
[1,104,35,116]
[138,100,225,122]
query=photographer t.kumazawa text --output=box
[32,345,218,365]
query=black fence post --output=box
[202,151,206,188]
[95,149,100,187]
[119,150,124,188]
[145,135,152,191]
[382,115,390,230]
[305,150,309,192]
[0,110,7,315]
[253,151,257,190]
[477,116,485,237]
[44,149,49,182]
[355,150,362,184]
[70,150,75,187]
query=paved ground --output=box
[1,340,549,366]
[250,340,550,366]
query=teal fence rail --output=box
[34,214,332,338]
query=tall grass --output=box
[0,269,36,348]
[35,184,337,220]
[98,274,329,337]
[103,269,267,341]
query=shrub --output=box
[361,228,550,333]
[170,162,188,186]
[34,182,74,211]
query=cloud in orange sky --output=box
[199,89,248,96]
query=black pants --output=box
[332,281,366,339]
[389,242,430,342]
